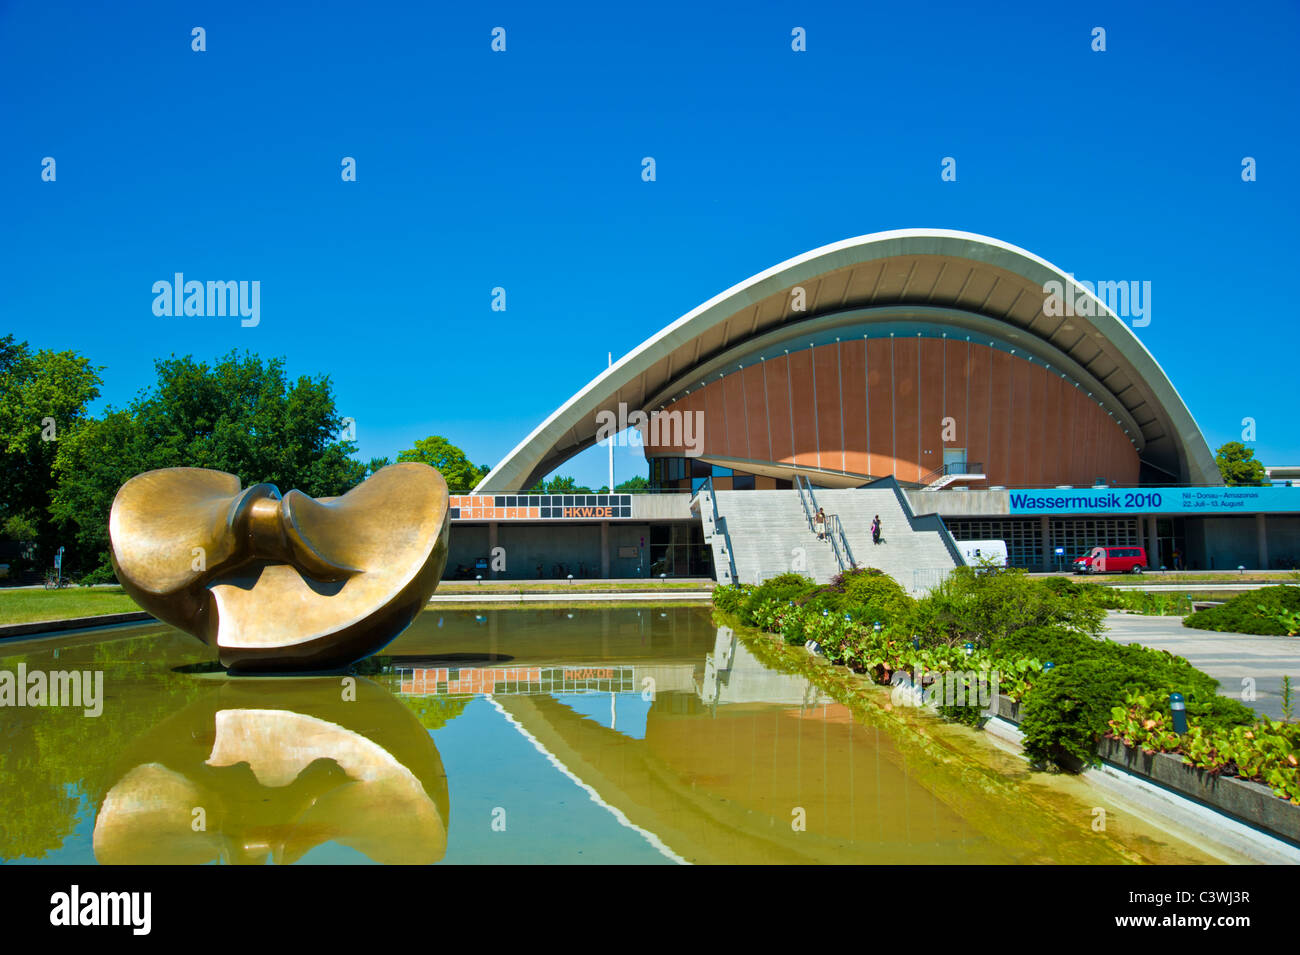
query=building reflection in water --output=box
[92,676,449,865]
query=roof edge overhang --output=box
[475,229,1219,492]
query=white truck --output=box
[958,539,1008,569]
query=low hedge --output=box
[1184,585,1300,636]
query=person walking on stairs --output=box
[814,507,826,541]
[871,514,882,545]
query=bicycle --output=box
[44,571,73,590]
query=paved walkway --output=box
[1103,611,1300,721]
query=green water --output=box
[0,606,1235,864]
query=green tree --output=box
[1215,442,1268,487]
[614,476,650,492]
[51,351,364,579]
[528,475,593,494]
[396,436,486,492]
[0,336,103,572]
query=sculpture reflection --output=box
[92,676,450,865]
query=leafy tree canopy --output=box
[51,351,363,579]
[526,475,594,494]
[396,436,486,493]
[1215,441,1268,487]
[0,336,102,566]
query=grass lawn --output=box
[0,587,142,625]
[1075,571,1297,586]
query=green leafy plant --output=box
[1275,610,1300,637]
[1105,689,1300,802]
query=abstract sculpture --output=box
[109,463,449,672]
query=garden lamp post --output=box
[1170,692,1188,734]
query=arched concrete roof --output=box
[476,229,1219,492]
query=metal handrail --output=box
[696,477,737,585]
[827,513,856,573]
[795,475,817,534]
[918,461,985,486]
[701,476,720,529]
[797,475,855,574]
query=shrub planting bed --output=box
[714,568,1298,803]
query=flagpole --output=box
[608,352,614,493]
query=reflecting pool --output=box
[0,606,1241,864]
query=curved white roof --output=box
[476,229,1219,492]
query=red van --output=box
[1072,545,1148,575]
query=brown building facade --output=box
[641,330,1138,492]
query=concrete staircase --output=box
[696,479,960,592]
[810,484,959,591]
[708,490,842,584]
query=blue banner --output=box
[1007,486,1299,515]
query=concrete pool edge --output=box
[0,611,152,640]
[989,694,1300,852]
[984,717,1300,865]
[0,592,715,641]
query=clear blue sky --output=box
[3,0,1297,490]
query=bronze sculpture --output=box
[109,463,449,672]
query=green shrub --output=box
[1040,575,1111,604]
[712,584,751,617]
[1020,659,1145,766]
[794,572,914,621]
[1006,626,1255,766]
[841,569,913,622]
[1184,586,1300,635]
[908,568,1105,648]
[742,573,816,624]
[993,625,1102,666]
[794,587,846,614]
[77,563,118,586]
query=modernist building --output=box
[459,230,1298,576]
